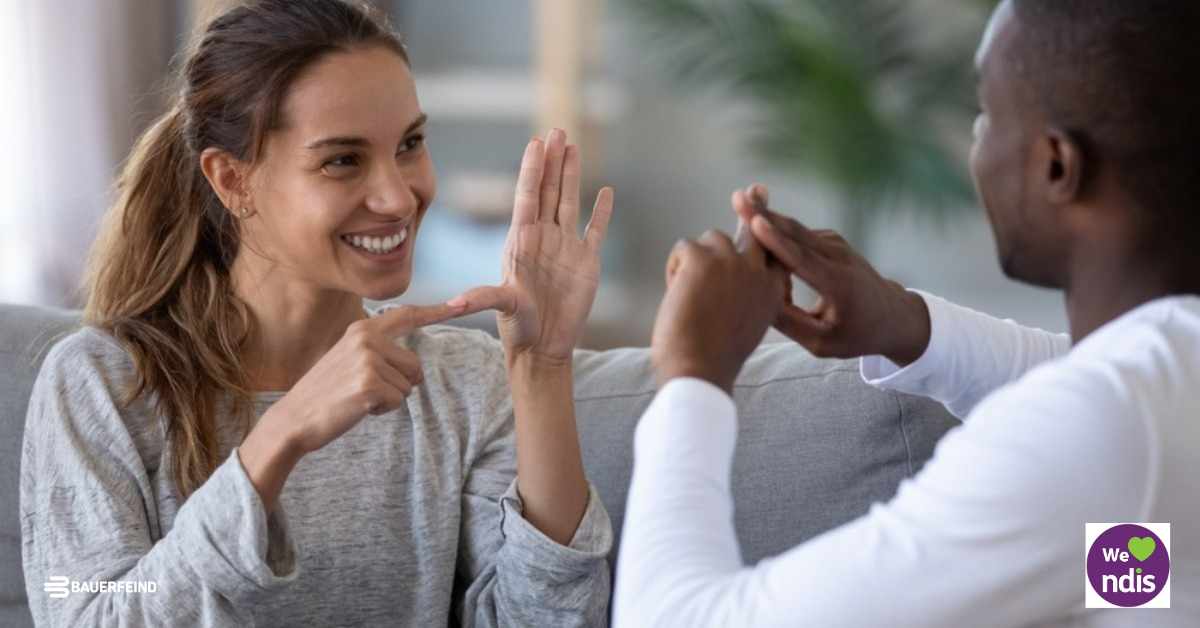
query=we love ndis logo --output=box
[1085,523,1170,609]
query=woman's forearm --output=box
[507,353,590,546]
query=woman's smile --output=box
[340,225,411,259]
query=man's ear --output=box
[199,147,250,216]
[1041,128,1085,204]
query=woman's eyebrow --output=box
[304,113,428,151]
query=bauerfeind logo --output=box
[43,576,68,598]
[43,576,158,598]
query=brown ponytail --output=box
[83,0,408,500]
[85,103,253,499]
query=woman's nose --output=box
[366,163,420,217]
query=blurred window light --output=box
[0,1,40,304]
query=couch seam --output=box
[574,368,861,402]
[893,389,916,477]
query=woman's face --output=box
[240,44,434,301]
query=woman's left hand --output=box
[454,129,614,363]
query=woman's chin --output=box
[361,279,411,303]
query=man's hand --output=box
[734,184,931,366]
[651,222,788,394]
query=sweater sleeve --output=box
[861,291,1072,418]
[452,332,612,628]
[20,332,298,627]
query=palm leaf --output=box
[619,0,987,247]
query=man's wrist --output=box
[883,288,932,367]
[654,359,734,394]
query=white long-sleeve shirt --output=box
[615,293,1200,627]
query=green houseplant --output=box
[622,0,993,250]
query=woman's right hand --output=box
[238,302,473,513]
[273,303,469,451]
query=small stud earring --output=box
[239,206,249,217]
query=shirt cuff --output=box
[860,290,956,394]
[498,480,613,582]
[169,448,299,608]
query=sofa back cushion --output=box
[0,305,79,628]
[573,342,959,568]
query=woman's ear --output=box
[199,147,251,217]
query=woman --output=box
[20,0,614,626]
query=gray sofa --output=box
[0,302,961,626]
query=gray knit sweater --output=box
[20,323,612,627]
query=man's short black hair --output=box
[1008,0,1200,227]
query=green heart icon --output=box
[1128,537,1156,562]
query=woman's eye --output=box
[398,134,425,154]
[325,154,360,168]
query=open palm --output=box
[459,129,613,362]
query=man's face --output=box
[969,1,1061,287]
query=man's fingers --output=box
[730,184,771,224]
[538,128,567,223]
[749,215,835,291]
[697,229,737,255]
[583,187,614,252]
[762,211,828,253]
[731,188,755,251]
[733,215,752,252]
[379,302,472,338]
[774,302,831,349]
[512,137,545,226]
[731,189,758,224]
[665,240,687,284]
[734,212,774,268]
[748,183,770,208]
[450,284,520,317]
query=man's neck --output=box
[1063,239,1200,343]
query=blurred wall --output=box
[394,0,1067,345]
[3,0,1066,343]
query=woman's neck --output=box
[233,270,367,393]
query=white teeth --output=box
[342,228,408,254]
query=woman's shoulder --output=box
[25,327,165,502]
[32,326,146,428]
[26,327,164,467]
[40,325,137,382]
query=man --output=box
[614,1,1199,625]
